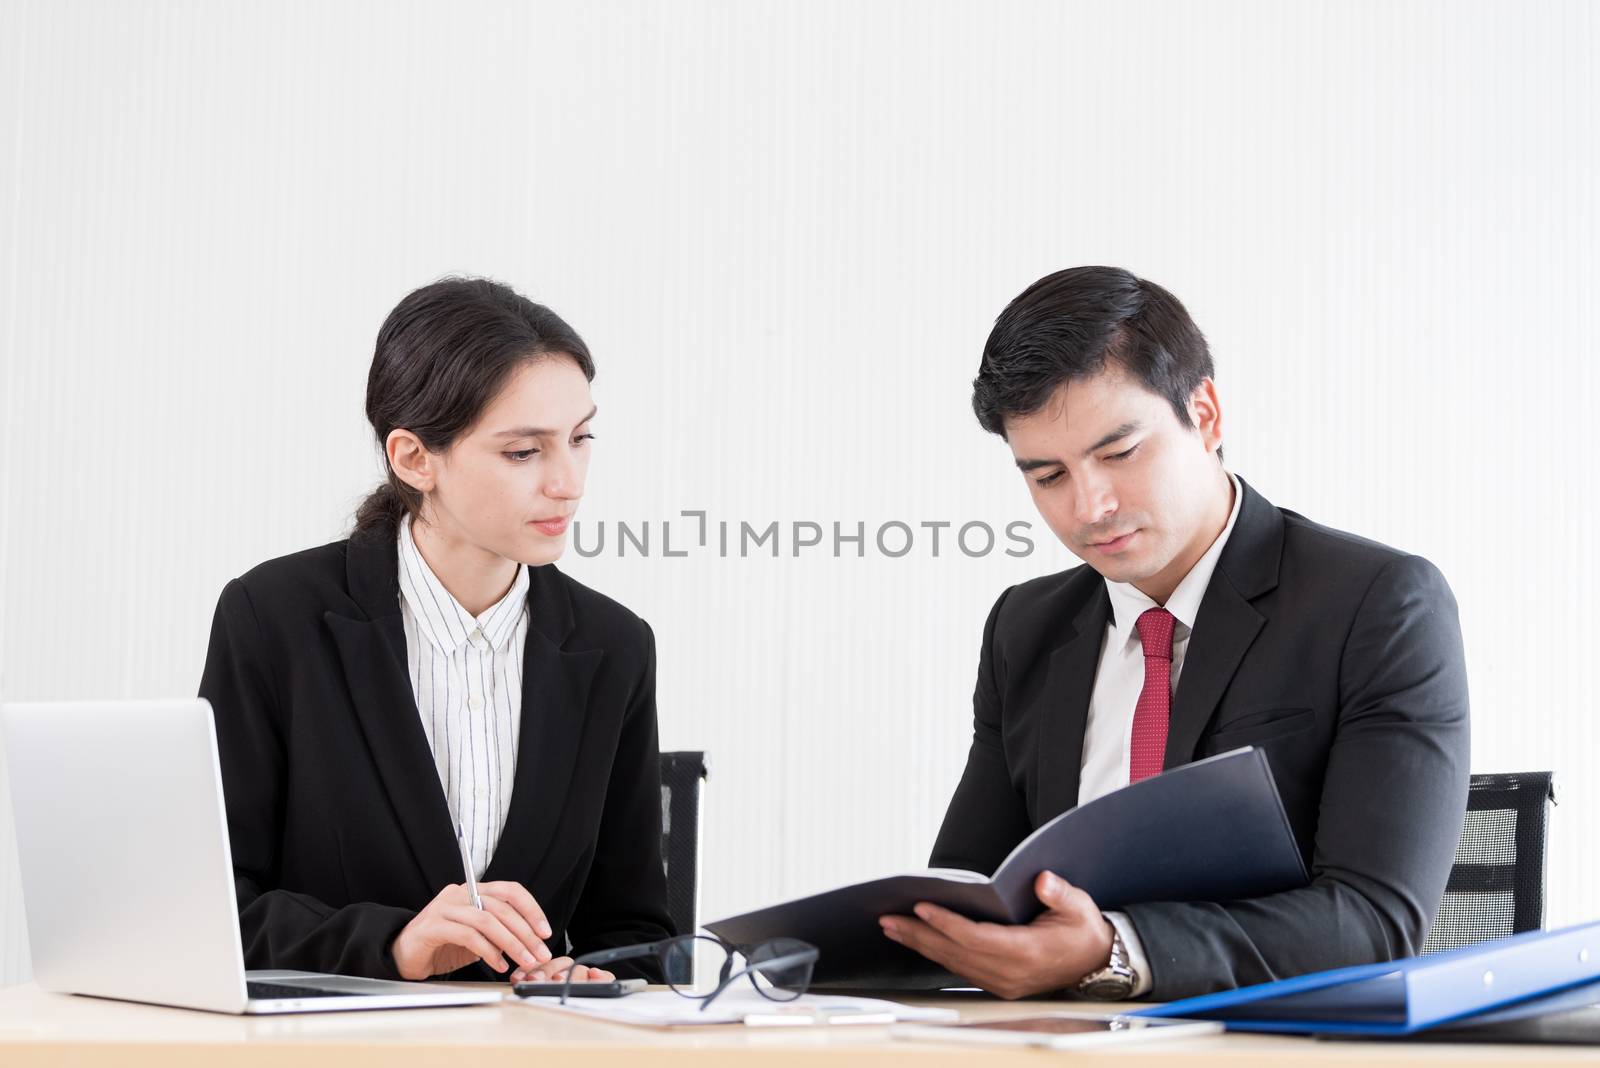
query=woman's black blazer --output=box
[198,529,674,980]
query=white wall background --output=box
[1,0,1595,985]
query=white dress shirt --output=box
[1082,471,1243,995]
[397,516,530,879]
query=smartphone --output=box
[892,1012,1222,1049]
[512,978,647,999]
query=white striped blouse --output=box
[397,515,530,879]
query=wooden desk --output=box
[0,982,1591,1066]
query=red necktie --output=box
[1129,607,1176,783]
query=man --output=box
[879,266,1470,1001]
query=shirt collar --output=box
[397,515,529,654]
[1103,471,1244,649]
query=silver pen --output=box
[455,821,483,909]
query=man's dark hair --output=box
[972,266,1218,458]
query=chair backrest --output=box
[659,750,708,945]
[1422,771,1555,954]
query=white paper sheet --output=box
[511,988,959,1028]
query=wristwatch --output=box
[1074,921,1139,999]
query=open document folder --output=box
[511,989,958,1027]
[1135,921,1600,1035]
[707,747,1309,989]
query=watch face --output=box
[1080,975,1135,1000]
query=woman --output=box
[200,278,672,983]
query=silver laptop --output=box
[1,699,503,1014]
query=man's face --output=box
[1004,364,1228,601]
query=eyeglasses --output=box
[560,934,818,1011]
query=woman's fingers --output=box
[507,959,618,984]
[481,895,552,963]
[519,955,575,982]
[396,886,563,979]
[480,881,554,940]
[438,920,512,973]
[443,904,539,970]
[419,882,570,980]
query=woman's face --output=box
[421,356,595,568]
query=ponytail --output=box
[352,474,421,541]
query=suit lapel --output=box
[484,565,603,886]
[326,535,462,893]
[1035,579,1110,822]
[1164,578,1264,765]
[1164,477,1283,766]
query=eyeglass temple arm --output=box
[572,939,668,968]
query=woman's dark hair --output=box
[352,277,595,539]
[972,266,1220,460]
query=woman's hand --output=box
[511,959,617,985]
[391,881,556,980]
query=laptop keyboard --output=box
[247,981,357,1000]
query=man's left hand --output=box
[879,871,1114,1000]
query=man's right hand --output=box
[391,881,556,979]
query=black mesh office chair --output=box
[1421,771,1555,954]
[659,750,708,981]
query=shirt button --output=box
[469,695,484,712]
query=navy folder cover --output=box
[1136,921,1600,1035]
[705,747,1309,989]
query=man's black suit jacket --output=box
[199,530,674,980]
[929,476,1470,999]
